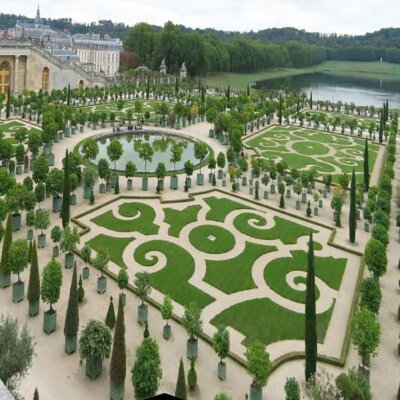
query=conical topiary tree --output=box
[349,169,356,243]
[78,275,85,303]
[61,149,70,228]
[110,295,126,399]
[27,241,40,316]
[105,296,116,329]
[175,358,187,400]
[0,213,12,288]
[33,388,39,400]
[64,263,79,354]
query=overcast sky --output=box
[3,0,400,35]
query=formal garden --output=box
[0,81,398,400]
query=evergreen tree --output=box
[226,85,230,103]
[279,193,285,208]
[90,189,95,205]
[363,139,369,191]
[305,234,317,383]
[114,176,119,194]
[278,95,283,125]
[27,241,40,305]
[379,112,383,143]
[28,239,32,263]
[67,83,71,106]
[110,295,126,391]
[64,263,79,339]
[6,86,10,119]
[349,169,357,243]
[78,275,85,303]
[175,358,187,400]
[309,91,313,110]
[0,213,12,282]
[61,150,70,228]
[33,388,39,400]
[105,296,116,329]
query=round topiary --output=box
[187,358,197,390]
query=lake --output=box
[254,72,400,108]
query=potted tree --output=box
[64,264,79,354]
[34,209,50,248]
[41,259,63,334]
[46,168,64,212]
[125,161,136,190]
[184,160,194,189]
[80,244,92,279]
[82,166,99,200]
[170,142,183,190]
[107,139,123,188]
[60,226,80,269]
[245,340,272,400]
[0,213,12,288]
[51,225,62,257]
[26,210,35,240]
[94,249,109,294]
[194,142,208,185]
[183,302,203,359]
[261,174,270,199]
[6,183,29,231]
[213,325,230,381]
[27,242,40,316]
[79,320,112,380]
[138,142,154,191]
[161,294,173,340]
[217,152,225,179]
[9,239,29,303]
[156,162,166,192]
[98,158,109,194]
[69,173,79,206]
[134,272,151,324]
[117,267,129,307]
[208,156,216,183]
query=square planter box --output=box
[218,361,226,381]
[29,300,39,317]
[16,165,22,175]
[70,194,77,206]
[0,273,11,288]
[127,179,133,190]
[197,173,204,186]
[99,183,106,193]
[97,276,107,294]
[218,169,224,179]
[12,281,25,303]
[83,186,92,199]
[250,385,262,400]
[222,179,226,187]
[82,266,90,279]
[52,196,62,212]
[270,184,275,194]
[80,126,84,133]
[186,177,192,189]
[12,213,21,232]
[65,252,74,269]
[170,176,178,190]
[263,190,269,200]
[209,129,214,138]
[301,192,307,204]
[38,234,46,248]
[163,324,171,340]
[53,246,59,258]
[110,382,125,400]
[65,334,77,355]
[142,177,148,191]
[138,304,148,324]
[158,179,164,191]
[47,153,55,166]
[43,309,57,334]
[186,338,198,359]
[208,173,214,183]
[86,358,102,380]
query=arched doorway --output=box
[0,61,11,95]
[79,80,84,90]
[42,67,49,91]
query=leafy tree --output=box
[214,394,232,400]
[80,245,92,267]
[365,238,387,279]
[41,259,63,311]
[217,152,226,170]
[46,168,64,198]
[245,340,272,391]
[97,158,109,183]
[0,314,35,394]
[0,213,12,277]
[22,176,33,192]
[27,242,40,304]
[131,338,162,399]
[138,142,154,177]
[284,377,301,400]
[105,296,116,329]
[51,226,61,247]
[305,234,317,383]
[184,160,194,179]
[110,296,126,390]
[351,307,380,367]
[183,302,203,341]
[60,226,80,255]
[8,239,29,282]
[81,138,99,161]
[160,294,173,326]
[32,155,49,183]
[156,162,166,183]
[6,183,31,215]
[27,131,42,158]
[0,169,15,196]
[117,267,129,294]
[34,182,45,207]
[335,368,372,400]
[349,169,356,243]
[175,359,187,399]
[79,320,112,363]
[213,325,230,364]
[94,249,109,277]
[107,138,123,171]
[125,161,136,179]
[194,142,208,174]
[170,142,183,176]
[360,277,382,315]
[371,223,389,248]
[82,166,98,188]
[34,209,50,235]
[61,150,70,228]
[134,272,151,305]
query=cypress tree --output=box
[175,358,187,400]
[6,86,10,119]
[64,263,79,340]
[78,275,85,303]
[349,169,357,243]
[28,239,32,263]
[247,83,250,97]
[363,139,369,191]
[309,91,313,110]
[33,388,39,400]
[61,150,70,228]
[110,295,126,393]
[278,95,283,125]
[279,193,285,208]
[379,111,383,143]
[0,213,12,285]
[305,234,317,383]
[27,242,40,306]
[105,296,116,329]
[226,85,230,103]
[114,176,119,194]
[385,99,389,122]
[67,83,71,106]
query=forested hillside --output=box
[1,12,400,75]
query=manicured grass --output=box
[189,225,236,254]
[87,234,134,269]
[204,196,252,222]
[204,242,277,294]
[91,202,159,235]
[233,213,316,244]
[292,141,330,156]
[0,121,25,134]
[211,298,334,346]
[134,240,214,308]
[264,250,346,304]
[163,204,201,237]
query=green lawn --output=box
[233,213,316,244]
[189,225,236,254]
[264,250,346,303]
[134,240,214,308]
[91,202,159,235]
[211,298,334,346]
[0,121,26,134]
[204,196,252,222]
[87,234,134,269]
[204,242,277,294]
[163,205,201,237]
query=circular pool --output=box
[84,131,208,174]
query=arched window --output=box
[42,67,49,91]
[79,80,84,90]
[0,61,11,95]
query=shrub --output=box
[284,377,300,400]
[105,297,116,329]
[360,277,382,314]
[187,358,197,390]
[78,275,85,303]
[371,223,389,247]
[90,190,94,205]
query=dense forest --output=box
[1,12,400,75]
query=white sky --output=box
[3,0,400,35]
